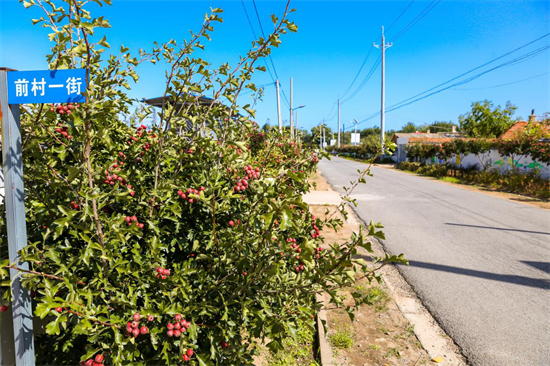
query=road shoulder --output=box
[305,170,468,366]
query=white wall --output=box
[422,149,550,179]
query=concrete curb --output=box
[307,171,468,366]
[315,293,334,366]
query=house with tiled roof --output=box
[391,127,463,162]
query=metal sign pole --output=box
[0,68,35,366]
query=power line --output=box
[385,0,416,33]
[240,0,276,84]
[386,32,550,110]
[390,0,442,42]
[451,72,549,90]
[341,55,381,103]
[348,42,550,129]
[385,44,550,113]
[251,0,291,108]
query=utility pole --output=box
[322,120,326,150]
[276,79,282,133]
[337,99,341,148]
[373,26,393,153]
[289,77,294,138]
[318,121,322,150]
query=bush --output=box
[0,2,405,365]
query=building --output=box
[391,127,462,162]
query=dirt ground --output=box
[310,205,432,366]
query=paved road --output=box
[319,157,550,366]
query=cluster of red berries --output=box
[54,123,72,140]
[70,201,80,210]
[228,219,240,227]
[156,266,170,280]
[126,313,151,338]
[243,165,260,180]
[103,172,126,186]
[80,354,104,366]
[311,221,321,238]
[51,103,77,115]
[315,247,324,259]
[166,314,191,338]
[177,187,204,203]
[182,348,194,362]
[124,215,144,229]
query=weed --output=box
[328,328,354,350]
[367,344,380,350]
[405,324,415,337]
[385,347,402,359]
[378,327,390,335]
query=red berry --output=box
[94,354,104,363]
[167,330,174,337]
[55,307,63,313]
[182,354,190,362]
[174,322,181,330]
[175,314,182,322]
[167,323,174,330]
[228,220,234,227]
[131,321,139,328]
[147,315,154,322]
[131,216,137,222]
[174,329,181,337]
[157,267,163,274]
[132,329,140,337]
[187,349,194,356]
[140,326,148,335]
[0,305,8,312]
[84,359,93,366]
[221,341,229,348]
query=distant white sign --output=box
[351,133,361,145]
[330,139,336,146]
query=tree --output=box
[399,122,420,133]
[0,1,407,365]
[459,100,518,138]
[428,121,457,132]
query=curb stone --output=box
[308,170,468,366]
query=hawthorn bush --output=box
[0,1,402,365]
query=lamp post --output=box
[293,105,305,141]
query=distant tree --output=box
[399,122,419,133]
[359,126,381,138]
[459,100,518,138]
[428,121,457,132]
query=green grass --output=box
[268,320,320,366]
[367,344,380,351]
[440,176,460,184]
[385,347,402,359]
[328,328,354,350]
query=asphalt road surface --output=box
[318,157,550,366]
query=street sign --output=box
[351,133,361,145]
[0,67,86,365]
[7,69,86,104]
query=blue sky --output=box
[1,0,549,133]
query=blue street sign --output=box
[7,69,86,104]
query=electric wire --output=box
[251,0,291,108]
[451,72,549,90]
[390,0,442,42]
[240,0,276,84]
[347,43,550,129]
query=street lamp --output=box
[293,105,306,141]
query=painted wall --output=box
[422,149,550,179]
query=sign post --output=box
[0,68,86,366]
